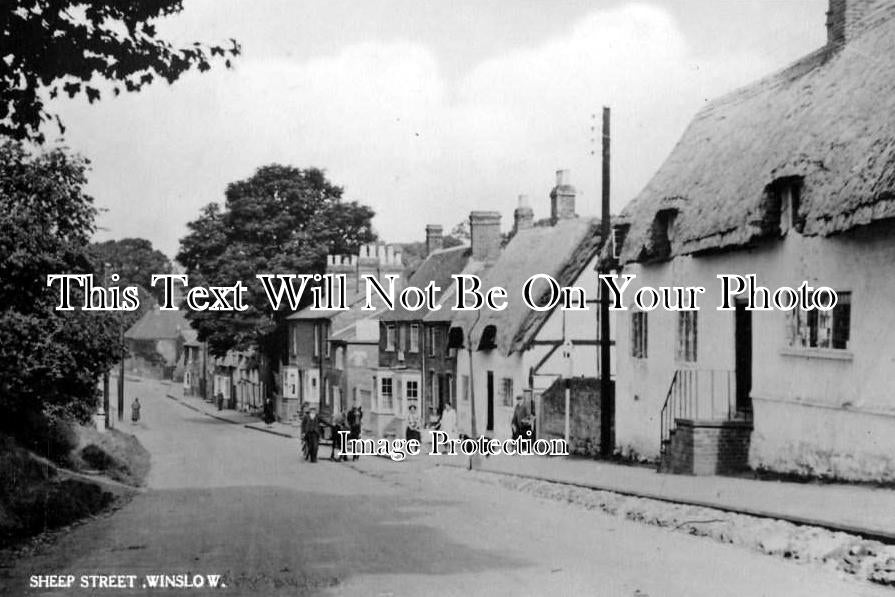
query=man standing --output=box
[301,406,323,463]
[511,395,532,440]
[346,401,363,461]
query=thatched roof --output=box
[381,245,472,323]
[452,218,602,356]
[125,308,190,341]
[618,6,895,264]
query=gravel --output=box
[464,470,895,588]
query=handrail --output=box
[659,369,745,456]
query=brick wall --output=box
[665,419,752,475]
[539,377,609,457]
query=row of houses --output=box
[282,171,613,451]
[135,0,895,482]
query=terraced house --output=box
[611,0,895,481]
[374,217,496,436]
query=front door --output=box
[734,300,753,414]
[486,371,495,431]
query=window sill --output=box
[779,347,853,361]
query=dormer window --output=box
[648,209,677,261]
[477,325,497,351]
[611,224,629,260]
[773,177,804,234]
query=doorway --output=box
[734,300,752,415]
[486,371,495,431]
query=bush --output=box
[11,412,78,467]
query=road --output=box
[2,379,888,597]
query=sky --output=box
[49,0,829,259]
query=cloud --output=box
[52,3,779,257]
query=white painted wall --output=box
[615,225,895,479]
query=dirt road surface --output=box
[2,379,888,596]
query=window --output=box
[478,325,497,351]
[676,311,697,362]
[500,377,514,407]
[410,324,420,353]
[313,324,320,357]
[406,379,419,399]
[428,327,437,356]
[380,377,393,410]
[385,325,396,351]
[775,178,804,234]
[431,371,438,407]
[611,224,629,260]
[461,375,470,402]
[789,292,851,350]
[631,312,648,359]
[291,325,298,357]
[324,326,330,358]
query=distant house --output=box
[124,308,191,380]
[611,0,895,480]
[283,244,404,422]
[374,222,484,436]
[452,171,609,444]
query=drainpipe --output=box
[466,310,482,470]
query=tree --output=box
[0,141,124,436]
[177,165,376,357]
[89,238,171,303]
[2,1,240,142]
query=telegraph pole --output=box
[599,107,613,457]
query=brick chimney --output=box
[826,0,894,45]
[425,224,443,256]
[550,169,576,223]
[513,194,534,234]
[469,211,502,262]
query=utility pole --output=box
[102,263,111,428]
[118,321,125,422]
[599,106,613,457]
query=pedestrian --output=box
[511,394,532,440]
[405,404,422,443]
[346,400,363,461]
[263,398,275,425]
[131,397,141,424]
[438,401,457,438]
[301,406,323,463]
[331,411,348,461]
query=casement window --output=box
[500,377,514,407]
[385,324,396,351]
[380,377,394,410]
[405,379,419,400]
[789,292,851,350]
[410,323,420,353]
[676,311,697,362]
[631,311,648,359]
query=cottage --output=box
[452,171,610,449]
[124,307,191,380]
[610,0,895,480]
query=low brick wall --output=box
[539,377,611,457]
[666,419,752,475]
